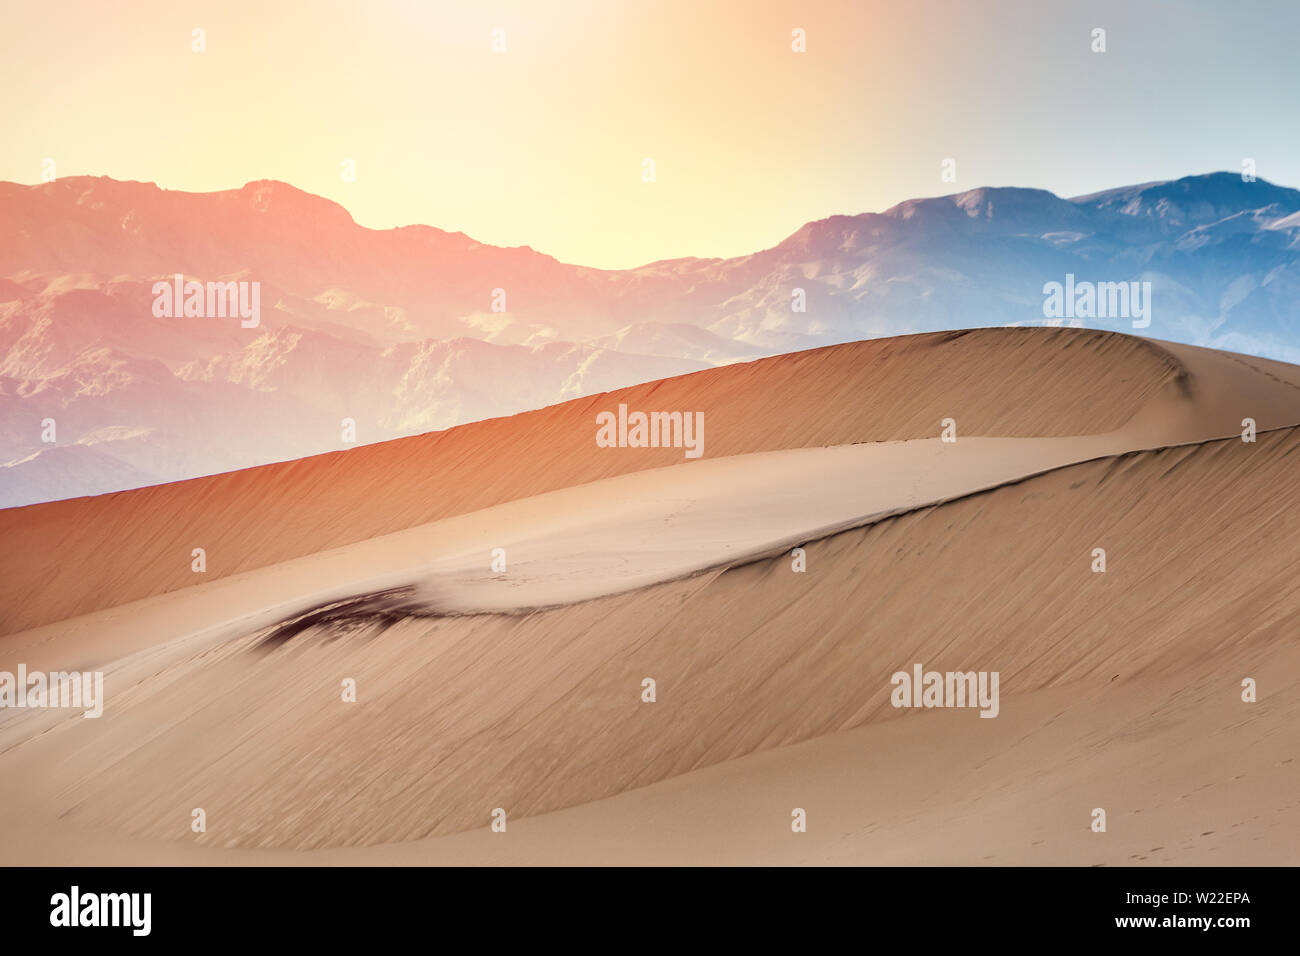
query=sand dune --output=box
[0,326,1203,635]
[2,327,1299,864]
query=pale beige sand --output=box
[0,436,1227,677]
[5,640,1297,867]
[1,328,1299,864]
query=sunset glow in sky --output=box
[4,0,1299,268]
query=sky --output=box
[3,0,1298,269]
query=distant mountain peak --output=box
[1070,171,1300,227]
[232,179,357,226]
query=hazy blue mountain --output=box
[3,171,1297,505]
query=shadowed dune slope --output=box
[0,327,1194,634]
[11,425,1296,853]
[395,641,1300,866]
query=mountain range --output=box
[3,170,1299,506]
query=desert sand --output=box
[1,326,1298,864]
